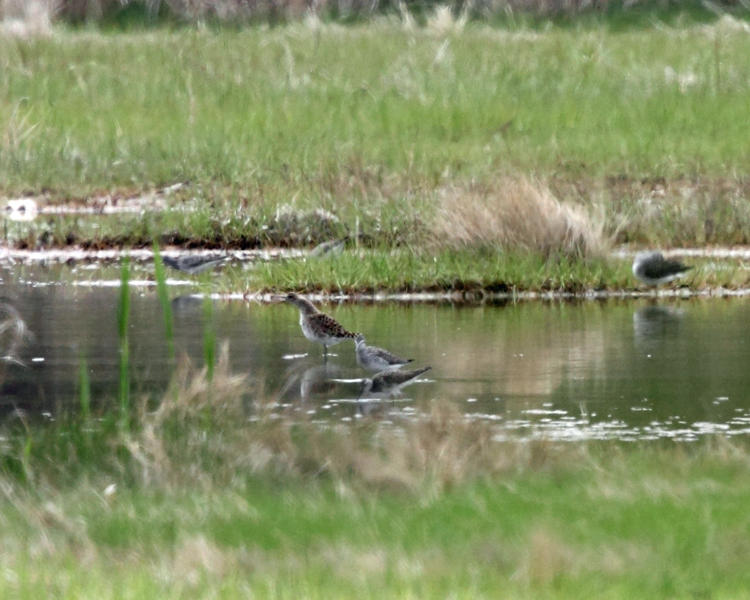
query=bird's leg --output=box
[323,345,328,363]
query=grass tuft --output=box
[430,177,609,260]
[115,353,586,493]
[3,354,750,595]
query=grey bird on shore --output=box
[632,251,692,286]
[284,292,357,359]
[360,365,432,398]
[354,333,413,372]
[310,236,350,258]
[161,255,229,275]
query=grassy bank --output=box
[240,248,749,295]
[3,21,750,291]
[2,357,750,598]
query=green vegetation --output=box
[246,249,625,293]
[3,22,750,191]
[2,18,750,294]
[238,248,749,295]
[117,256,131,425]
[1,13,749,597]
[0,357,749,598]
[152,243,176,360]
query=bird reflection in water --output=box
[633,304,684,349]
[0,300,34,420]
[0,301,30,368]
[170,294,205,313]
[278,360,344,400]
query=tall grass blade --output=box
[78,354,90,421]
[117,257,131,429]
[202,297,215,382]
[152,243,175,362]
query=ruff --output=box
[285,293,357,358]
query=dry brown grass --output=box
[117,347,585,494]
[430,177,609,259]
[0,0,55,37]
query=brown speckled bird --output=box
[285,293,357,359]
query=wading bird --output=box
[161,255,229,275]
[360,365,432,398]
[354,333,413,372]
[284,293,357,360]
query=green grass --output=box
[234,248,746,294]
[3,23,750,290]
[244,248,622,293]
[3,357,750,598]
[5,457,750,598]
[2,23,750,193]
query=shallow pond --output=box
[2,263,749,441]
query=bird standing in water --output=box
[360,366,432,398]
[354,333,413,372]
[284,293,357,360]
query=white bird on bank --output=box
[632,251,692,286]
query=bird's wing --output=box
[641,257,691,279]
[188,256,228,273]
[375,366,431,387]
[308,313,356,338]
[369,344,411,365]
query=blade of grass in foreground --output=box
[152,243,175,362]
[78,354,90,422]
[117,257,131,429]
[203,297,215,382]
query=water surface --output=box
[2,265,749,441]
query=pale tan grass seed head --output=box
[431,177,609,259]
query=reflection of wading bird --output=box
[278,360,344,400]
[284,293,357,359]
[361,366,431,398]
[355,333,413,372]
[632,251,692,286]
[633,304,684,348]
[162,255,229,275]
[299,363,342,399]
[0,302,30,367]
